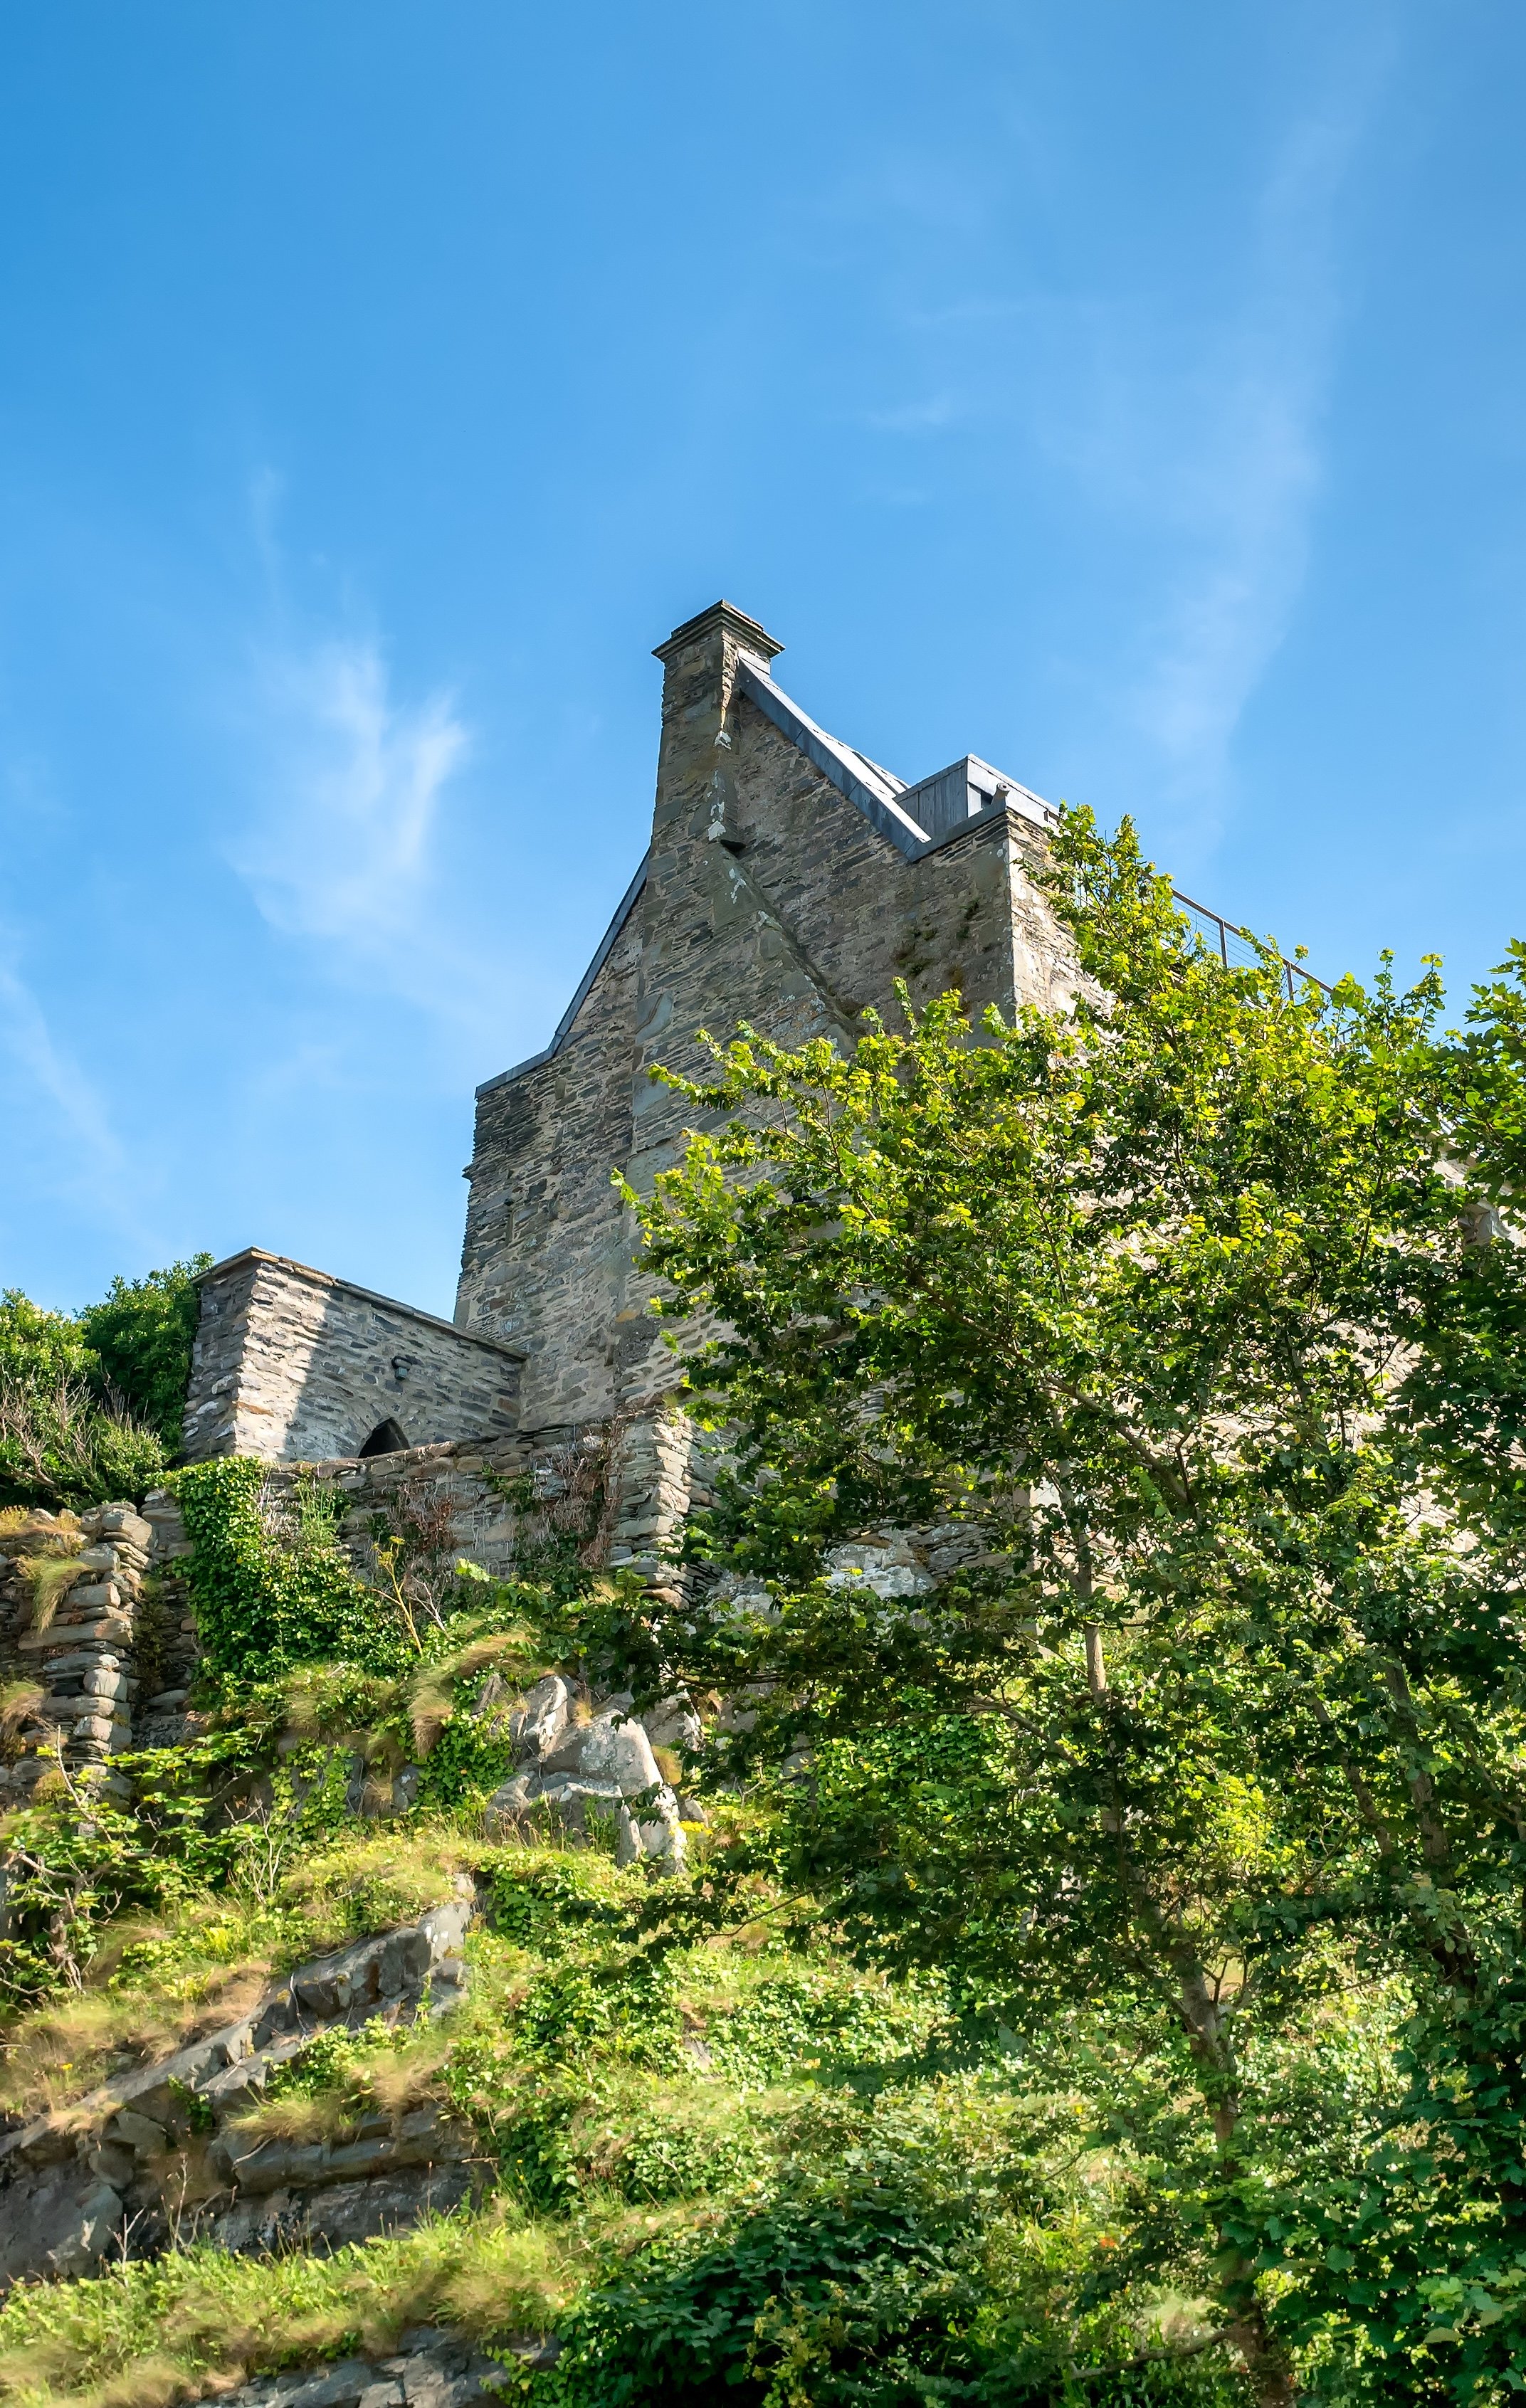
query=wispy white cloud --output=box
[1033,55,1392,852]
[226,635,483,1050]
[1121,108,1362,827]
[0,937,154,1250]
[235,635,470,954]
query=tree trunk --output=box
[1224,2302,1298,2407]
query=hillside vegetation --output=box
[0,1465,1244,2408]
[5,810,1526,2402]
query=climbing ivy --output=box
[411,1706,517,1815]
[171,1457,402,1678]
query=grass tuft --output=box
[0,2209,574,2408]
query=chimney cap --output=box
[653,599,784,665]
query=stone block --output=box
[0,2162,122,2284]
[19,1615,133,1652]
[108,2110,168,2155]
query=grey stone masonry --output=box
[456,600,1075,1427]
[0,1495,207,1792]
[171,600,1075,1509]
[181,1250,524,1465]
[0,1504,153,1802]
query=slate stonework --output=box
[456,600,1073,1427]
[181,1251,523,1465]
[178,600,1073,1476]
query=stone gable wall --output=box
[456,607,1073,1424]
[181,1252,522,1465]
[179,606,1072,1479]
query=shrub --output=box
[533,2093,1248,2407]
[78,1253,211,1446]
[0,1287,165,1507]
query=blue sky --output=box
[3,2,1525,1318]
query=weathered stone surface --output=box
[826,1536,936,1599]
[642,1691,703,1753]
[0,2161,123,2283]
[182,2325,559,2408]
[573,1706,661,1793]
[212,2104,469,2197]
[108,2108,168,2153]
[0,1890,478,2289]
[181,1250,524,1464]
[456,602,1068,1431]
[616,1790,686,1874]
[509,1672,571,1758]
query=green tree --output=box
[622,809,1526,2403]
[0,1289,164,1509]
[0,1288,94,1388]
[78,1252,211,1446]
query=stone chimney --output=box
[650,601,784,854]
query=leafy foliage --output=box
[172,1456,402,1676]
[0,1257,208,1506]
[77,1253,212,1445]
[0,1289,165,1509]
[538,2088,1246,2408]
[619,804,1526,2401]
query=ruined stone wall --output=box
[0,1402,689,1808]
[182,1250,523,1465]
[0,1491,200,1802]
[248,1403,690,1598]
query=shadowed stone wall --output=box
[181,1250,523,1464]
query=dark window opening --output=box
[359,1417,410,1458]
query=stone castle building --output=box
[181,599,1077,1470]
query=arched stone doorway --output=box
[358,1416,411,1458]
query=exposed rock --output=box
[182,2324,559,2408]
[483,1694,685,1867]
[0,1889,477,2290]
[507,1672,570,1757]
[826,1538,935,1600]
[577,1705,661,1793]
[616,1789,686,1873]
[641,1691,703,1753]
[0,2161,123,2284]
[209,2163,483,2257]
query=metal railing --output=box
[1172,889,1333,1000]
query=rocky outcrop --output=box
[184,2321,559,2408]
[0,1889,476,2288]
[483,1675,695,1871]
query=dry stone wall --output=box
[183,1250,523,1465]
[0,1491,201,1800]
